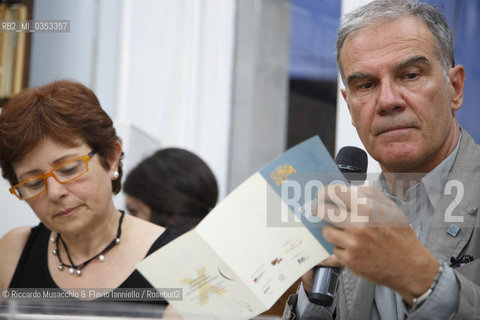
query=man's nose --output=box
[376,80,405,115]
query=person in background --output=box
[123,148,218,235]
[0,80,178,315]
[284,0,480,319]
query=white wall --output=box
[29,0,120,115]
[0,170,38,238]
[114,0,236,200]
[228,0,291,191]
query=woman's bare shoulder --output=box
[0,226,32,288]
[112,214,166,268]
[126,214,165,236]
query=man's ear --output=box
[341,88,355,127]
[450,65,465,112]
[341,88,348,107]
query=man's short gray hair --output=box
[336,0,454,83]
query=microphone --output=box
[334,146,368,184]
[309,146,368,306]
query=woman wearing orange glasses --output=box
[0,80,178,314]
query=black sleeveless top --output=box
[9,223,178,308]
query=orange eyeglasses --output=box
[10,150,96,200]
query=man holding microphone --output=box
[285,0,480,319]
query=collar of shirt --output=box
[422,130,462,211]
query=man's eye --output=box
[359,82,373,89]
[404,73,419,80]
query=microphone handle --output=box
[309,266,341,306]
[309,146,367,306]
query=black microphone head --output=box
[335,146,368,183]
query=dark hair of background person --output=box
[123,148,218,233]
[0,80,124,194]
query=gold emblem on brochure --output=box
[270,164,297,186]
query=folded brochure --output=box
[137,136,345,318]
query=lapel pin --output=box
[447,224,461,237]
[467,205,478,215]
[450,254,474,268]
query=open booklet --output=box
[137,136,345,319]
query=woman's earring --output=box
[113,171,119,180]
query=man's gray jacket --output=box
[283,130,480,319]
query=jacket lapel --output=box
[426,130,480,261]
[426,196,477,260]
